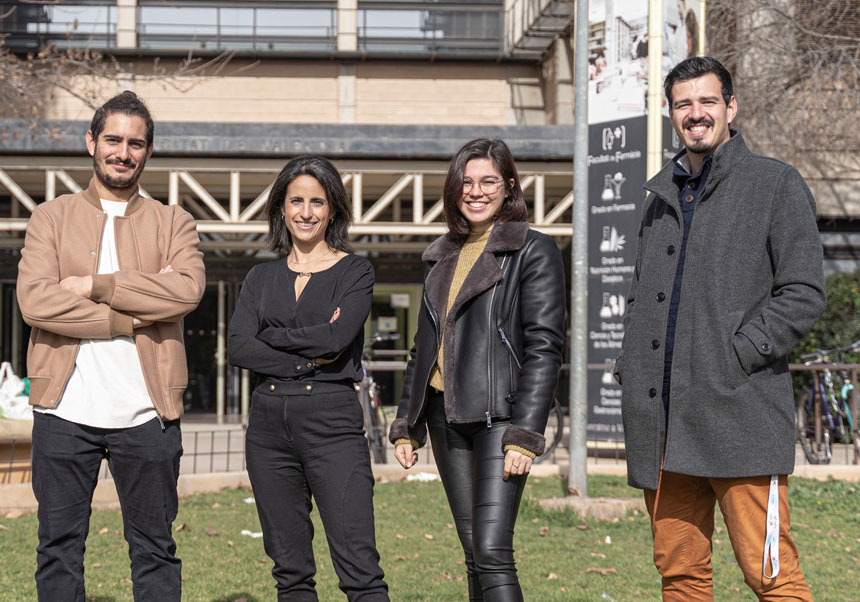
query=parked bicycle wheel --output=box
[796,391,831,464]
[366,392,388,465]
[853,427,860,464]
[534,398,564,465]
[358,382,388,464]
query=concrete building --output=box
[0,0,580,420]
[0,0,856,420]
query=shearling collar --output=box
[421,219,531,423]
[422,220,530,263]
[82,177,145,216]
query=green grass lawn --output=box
[1,476,857,601]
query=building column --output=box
[545,35,573,125]
[338,64,356,123]
[116,0,137,49]
[337,0,358,51]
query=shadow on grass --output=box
[210,594,260,602]
[85,597,118,602]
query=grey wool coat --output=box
[616,132,826,490]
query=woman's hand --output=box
[314,308,342,365]
[395,443,418,469]
[503,449,533,480]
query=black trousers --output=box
[245,380,389,602]
[31,412,182,602]
[426,392,528,602]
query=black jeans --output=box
[245,380,389,602]
[426,392,528,602]
[31,412,182,602]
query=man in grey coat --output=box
[617,57,824,601]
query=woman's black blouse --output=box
[227,254,374,383]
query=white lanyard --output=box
[762,474,780,579]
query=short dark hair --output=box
[266,155,353,255]
[442,138,528,239]
[664,56,733,107]
[89,91,154,148]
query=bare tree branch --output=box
[707,0,860,167]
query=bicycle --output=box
[358,333,400,464]
[795,340,860,465]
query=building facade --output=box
[0,0,856,421]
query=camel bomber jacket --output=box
[17,179,205,421]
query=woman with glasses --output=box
[228,155,389,602]
[389,138,565,601]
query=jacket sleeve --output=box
[255,260,374,357]
[89,207,205,322]
[501,234,566,456]
[227,266,316,378]
[17,204,133,339]
[733,167,827,374]
[388,341,427,448]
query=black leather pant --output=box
[426,392,527,602]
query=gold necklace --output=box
[288,249,334,277]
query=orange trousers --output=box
[644,472,812,601]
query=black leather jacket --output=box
[388,221,566,456]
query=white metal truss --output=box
[0,158,576,252]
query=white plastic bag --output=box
[0,361,32,420]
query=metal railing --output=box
[357,3,504,56]
[0,426,248,484]
[3,364,857,481]
[137,4,337,53]
[0,2,117,50]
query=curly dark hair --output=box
[442,138,527,239]
[266,155,353,255]
[89,91,154,147]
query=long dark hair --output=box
[442,138,527,239]
[266,155,353,255]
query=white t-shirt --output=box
[36,199,157,428]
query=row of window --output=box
[0,2,504,55]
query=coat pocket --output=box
[725,311,751,388]
[498,327,520,400]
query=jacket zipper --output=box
[499,327,520,408]
[419,289,442,411]
[485,255,508,428]
[498,327,521,369]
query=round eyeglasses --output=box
[462,178,504,194]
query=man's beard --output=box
[682,117,718,154]
[93,156,144,192]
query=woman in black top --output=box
[389,139,565,601]
[228,156,388,602]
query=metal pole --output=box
[216,280,226,424]
[11,293,22,374]
[568,0,589,498]
[241,368,250,425]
